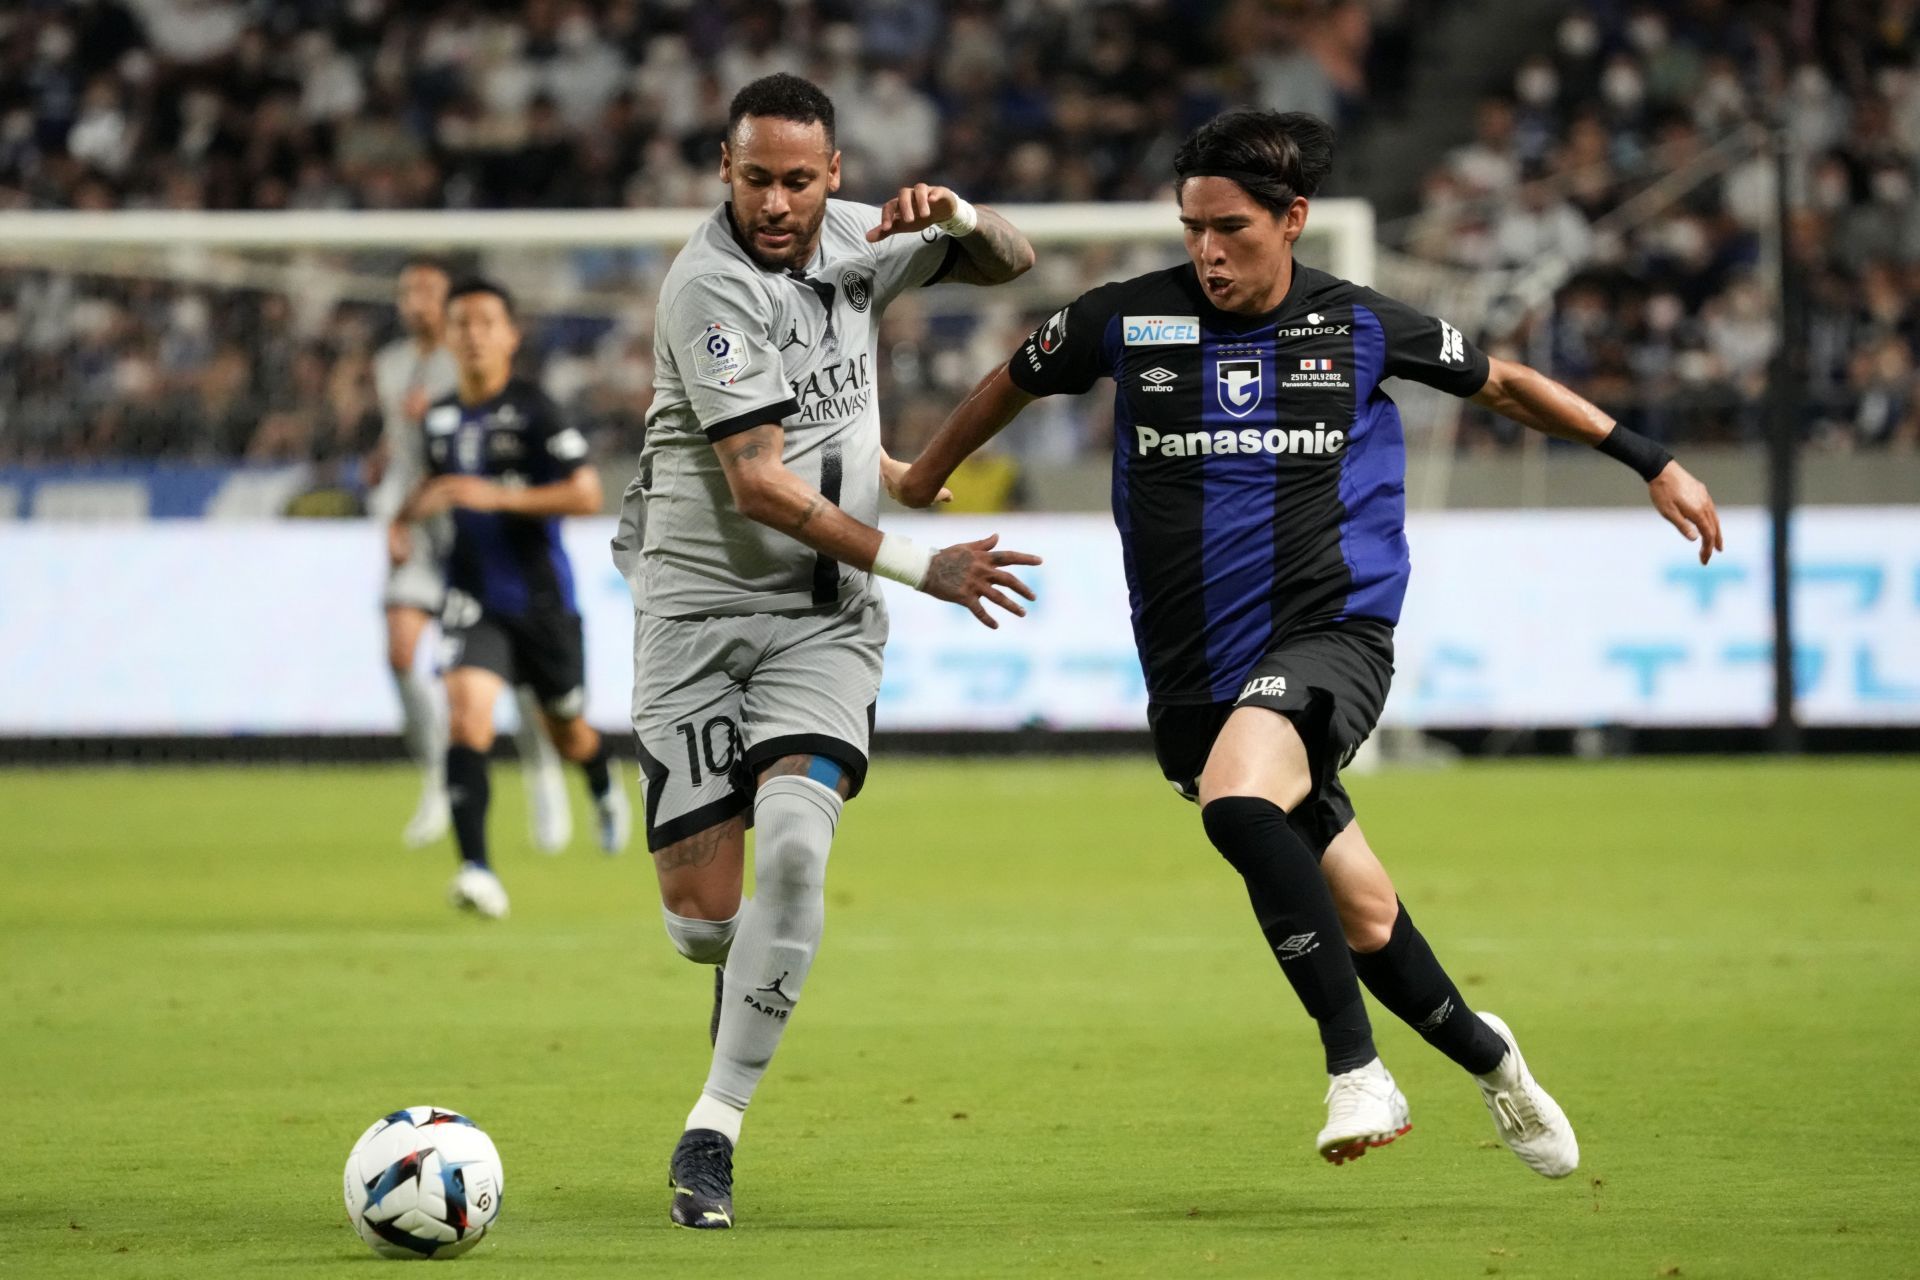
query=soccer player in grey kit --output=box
[616,73,1039,1229]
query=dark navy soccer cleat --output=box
[668,1128,735,1229]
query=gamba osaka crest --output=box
[1217,358,1263,418]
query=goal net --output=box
[0,201,1375,517]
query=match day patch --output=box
[692,322,750,386]
[1123,315,1200,346]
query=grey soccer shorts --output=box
[382,519,450,612]
[630,590,887,851]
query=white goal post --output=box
[0,199,1376,283]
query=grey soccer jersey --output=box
[372,339,460,515]
[623,200,959,617]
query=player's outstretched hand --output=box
[387,520,411,568]
[922,534,1041,629]
[1649,460,1724,565]
[881,451,951,507]
[866,184,961,242]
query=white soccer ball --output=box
[342,1106,504,1260]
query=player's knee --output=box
[1196,766,1310,813]
[447,713,495,751]
[1199,795,1281,871]
[661,903,738,965]
[658,877,739,921]
[753,776,840,894]
[1340,900,1398,954]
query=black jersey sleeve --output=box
[525,389,591,484]
[1357,287,1491,398]
[1007,286,1120,398]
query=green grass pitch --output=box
[3,756,1917,1278]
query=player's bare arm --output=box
[879,447,951,506]
[714,421,1040,628]
[897,365,1037,508]
[403,466,602,520]
[863,183,1035,284]
[1471,355,1724,565]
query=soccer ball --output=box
[343,1106,504,1259]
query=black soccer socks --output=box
[1349,901,1507,1075]
[580,740,612,798]
[1201,796,1376,1073]
[446,745,491,868]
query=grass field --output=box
[3,756,1917,1278]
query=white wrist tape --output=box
[871,532,933,589]
[936,196,979,237]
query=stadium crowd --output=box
[1416,0,1920,451]
[0,0,1914,478]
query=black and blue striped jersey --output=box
[1008,262,1489,706]
[423,377,589,617]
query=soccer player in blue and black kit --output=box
[394,280,632,918]
[901,112,1723,1177]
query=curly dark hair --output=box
[727,73,836,149]
[1173,111,1335,215]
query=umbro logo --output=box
[1275,932,1319,960]
[1416,997,1455,1033]
[1140,366,1178,393]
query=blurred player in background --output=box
[903,110,1724,1178]
[618,73,1036,1229]
[394,280,631,918]
[370,257,574,854]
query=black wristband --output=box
[1596,425,1673,482]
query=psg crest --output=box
[841,269,870,312]
[1217,358,1263,418]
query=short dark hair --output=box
[727,72,836,149]
[447,278,515,320]
[1173,111,1335,215]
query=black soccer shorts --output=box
[1147,619,1394,856]
[441,604,588,719]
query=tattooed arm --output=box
[713,423,1040,627]
[865,184,1035,285]
[713,423,884,568]
[942,205,1036,286]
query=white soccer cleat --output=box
[1316,1057,1411,1165]
[1472,1012,1579,1178]
[448,863,510,920]
[594,779,632,856]
[403,788,450,849]
[525,760,573,854]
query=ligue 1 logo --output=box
[1217,358,1262,418]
